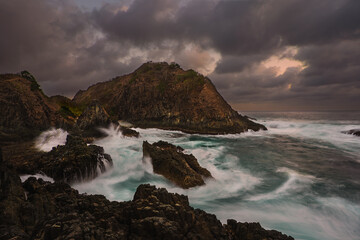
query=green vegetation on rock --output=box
[20,70,41,91]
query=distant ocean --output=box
[35,112,360,240]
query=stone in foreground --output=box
[39,134,112,184]
[0,156,294,240]
[143,140,212,188]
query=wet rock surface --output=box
[118,126,140,137]
[2,135,112,184]
[39,134,113,184]
[341,129,360,137]
[143,140,212,189]
[0,155,294,240]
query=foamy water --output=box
[35,112,360,240]
[35,128,68,151]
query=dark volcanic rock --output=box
[225,219,294,240]
[143,141,212,188]
[1,141,43,174]
[73,62,266,134]
[39,134,113,184]
[76,100,111,138]
[342,129,360,137]
[118,126,140,137]
[0,161,294,240]
[1,135,112,184]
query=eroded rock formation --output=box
[39,134,113,184]
[2,135,112,184]
[143,140,212,188]
[73,62,266,134]
[75,100,111,138]
[0,158,294,240]
[0,73,63,143]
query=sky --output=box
[1,0,359,111]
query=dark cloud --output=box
[0,0,359,110]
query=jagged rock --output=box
[341,129,360,137]
[76,100,111,138]
[39,134,113,184]
[1,141,43,174]
[118,126,140,137]
[0,153,29,239]
[143,141,212,188]
[0,73,64,143]
[225,219,294,240]
[73,62,266,134]
[0,162,294,240]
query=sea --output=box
[34,112,360,240]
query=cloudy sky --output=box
[1,0,359,111]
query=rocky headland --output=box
[73,62,266,134]
[0,64,295,239]
[0,72,65,143]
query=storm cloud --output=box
[0,0,359,110]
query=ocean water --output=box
[37,112,360,240]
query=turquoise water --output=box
[69,112,360,240]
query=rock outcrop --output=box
[75,100,111,138]
[73,62,266,134]
[0,156,294,240]
[342,129,360,137]
[118,126,140,137]
[39,134,113,184]
[143,141,212,188]
[0,73,63,143]
[76,100,111,130]
[2,135,112,184]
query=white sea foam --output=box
[249,167,314,201]
[70,120,360,240]
[212,197,360,240]
[259,119,360,158]
[35,128,68,152]
[20,173,54,183]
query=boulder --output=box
[118,126,140,137]
[341,129,360,137]
[143,141,212,189]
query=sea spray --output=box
[20,173,54,183]
[69,112,360,240]
[35,128,68,151]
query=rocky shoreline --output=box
[0,150,294,239]
[0,64,295,239]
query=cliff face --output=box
[0,73,61,130]
[0,73,65,143]
[73,62,266,134]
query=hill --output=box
[73,62,266,134]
